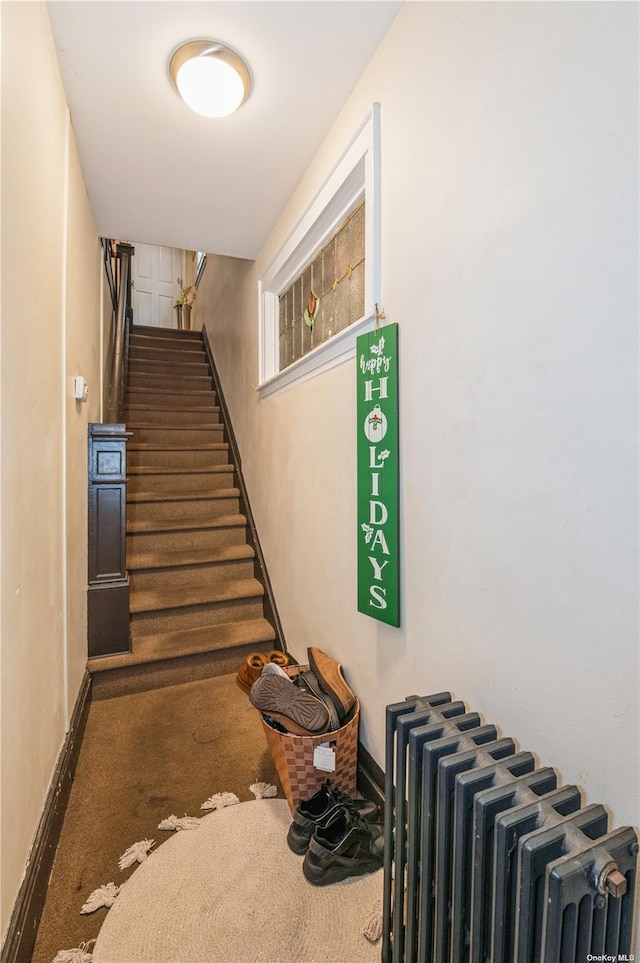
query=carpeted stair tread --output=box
[128,443,229,453]
[127,465,232,476]
[127,487,238,503]
[131,323,202,340]
[128,339,204,354]
[87,617,276,673]
[127,426,224,435]
[126,422,224,432]
[129,357,208,369]
[127,370,211,381]
[126,404,221,415]
[129,342,205,364]
[128,544,255,571]
[127,390,217,401]
[128,358,207,371]
[127,512,246,534]
[129,358,211,366]
[127,354,208,367]
[127,391,215,402]
[130,577,265,613]
[129,341,206,353]
[127,384,214,397]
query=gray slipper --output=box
[250,674,330,735]
[261,662,290,679]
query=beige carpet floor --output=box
[92,798,382,963]
[31,673,280,963]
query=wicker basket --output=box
[260,665,360,815]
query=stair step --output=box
[130,333,205,347]
[128,367,210,383]
[127,487,236,503]
[129,331,206,354]
[128,543,255,571]
[126,403,221,415]
[128,373,212,388]
[129,336,204,354]
[127,466,234,494]
[88,617,276,674]
[128,443,228,452]
[127,445,230,469]
[127,384,215,393]
[129,351,211,375]
[125,406,221,426]
[130,576,264,610]
[129,463,231,472]
[128,465,233,475]
[127,511,247,535]
[127,389,218,407]
[129,347,208,365]
[127,490,240,522]
[127,424,224,444]
[131,580,265,634]
[131,324,203,343]
[129,545,255,591]
[127,518,248,555]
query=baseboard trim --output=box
[357,740,385,815]
[1,672,92,963]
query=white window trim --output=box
[258,104,381,398]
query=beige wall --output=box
[0,1,103,941]
[65,132,104,708]
[202,0,639,849]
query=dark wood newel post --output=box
[87,422,132,657]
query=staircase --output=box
[89,324,278,697]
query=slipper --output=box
[261,662,290,678]
[307,647,356,722]
[297,669,342,732]
[250,673,330,735]
[236,652,269,694]
[268,650,292,667]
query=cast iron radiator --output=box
[381,692,638,963]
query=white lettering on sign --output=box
[369,500,388,525]
[369,585,388,609]
[364,377,389,401]
[370,529,390,554]
[368,556,390,581]
[359,335,391,376]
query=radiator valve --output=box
[596,860,628,898]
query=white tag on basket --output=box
[313,744,336,772]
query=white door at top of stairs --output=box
[132,243,184,328]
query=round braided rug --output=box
[93,799,382,963]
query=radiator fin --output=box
[381,694,638,963]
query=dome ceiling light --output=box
[169,40,251,118]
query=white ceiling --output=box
[47,1,402,259]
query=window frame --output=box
[258,104,381,398]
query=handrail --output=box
[101,237,117,312]
[105,242,135,423]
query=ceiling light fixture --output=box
[169,40,251,118]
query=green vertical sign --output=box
[356,322,399,626]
